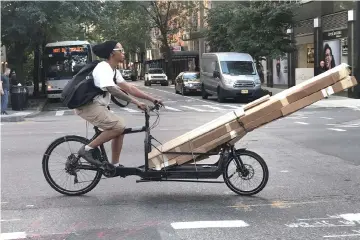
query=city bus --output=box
[43,40,94,99]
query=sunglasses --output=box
[113,48,125,53]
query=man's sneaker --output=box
[78,145,103,167]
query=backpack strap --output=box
[102,70,118,98]
[113,70,117,83]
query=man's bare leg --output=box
[78,129,123,166]
[88,129,123,148]
[111,134,124,165]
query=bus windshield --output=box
[44,45,91,80]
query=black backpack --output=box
[61,60,116,109]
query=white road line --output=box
[181,106,216,112]
[294,121,309,125]
[200,105,227,111]
[323,233,360,238]
[327,128,346,132]
[26,205,34,208]
[280,170,289,173]
[140,84,223,106]
[122,107,140,113]
[1,219,21,222]
[221,104,243,109]
[164,106,182,112]
[339,213,360,222]
[320,117,333,120]
[55,110,64,116]
[0,232,27,239]
[171,220,249,229]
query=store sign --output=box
[323,29,347,40]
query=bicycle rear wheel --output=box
[223,149,269,196]
[42,135,103,196]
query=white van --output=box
[200,52,262,102]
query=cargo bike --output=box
[42,100,269,196]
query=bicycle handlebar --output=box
[137,101,163,114]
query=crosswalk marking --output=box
[164,106,182,112]
[294,121,309,125]
[122,107,140,113]
[327,128,346,132]
[171,220,249,229]
[55,110,64,116]
[221,104,242,109]
[200,105,227,111]
[181,106,216,112]
[0,232,27,239]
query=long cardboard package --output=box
[148,63,356,170]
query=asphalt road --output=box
[1,80,360,240]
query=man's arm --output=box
[118,81,156,103]
[106,85,138,104]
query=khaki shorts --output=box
[75,102,125,131]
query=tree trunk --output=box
[33,45,40,96]
[12,43,28,85]
[166,47,174,82]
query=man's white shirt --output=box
[92,61,125,106]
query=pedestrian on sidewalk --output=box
[1,68,11,115]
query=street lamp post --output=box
[313,17,322,77]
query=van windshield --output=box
[220,61,256,75]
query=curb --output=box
[0,99,48,123]
[24,99,48,119]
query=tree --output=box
[1,1,101,90]
[92,1,151,59]
[137,1,198,80]
[206,1,299,64]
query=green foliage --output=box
[1,1,102,83]
[206,1,299,63]
[92,1,151,53]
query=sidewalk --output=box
[262,85,360,109]
[0,98,48,122]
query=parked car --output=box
[174,71,201,95]
[121,69,132,80]
[144,68,168,86]
[200,52,262,102]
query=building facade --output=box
[266,0,359,98]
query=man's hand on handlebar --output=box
[132,99,147,111]
[153,99,164,107]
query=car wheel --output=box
[201,85,208,99]
[181,86,187,96]
[217,87,226,103]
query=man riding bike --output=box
[76,40,164,167]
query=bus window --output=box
[44,44,91,80]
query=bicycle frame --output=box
[85,106,247,183]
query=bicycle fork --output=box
[229,146,248,174]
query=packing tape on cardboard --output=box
[233,107,245,118]
[321,89,328,97]
[232,112,248,134]
[230,130,237,139]
[326,86,334,96]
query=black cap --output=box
[92,40,118,59]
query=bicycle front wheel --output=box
[42,135,103,196]
[223,150,269,196]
